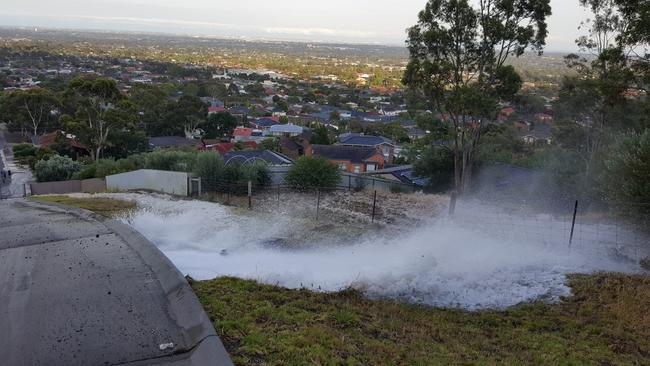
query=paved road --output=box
[0,199,233,366]
[0,129,33,198]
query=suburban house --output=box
[198,141,258,154]
[208,105,226,115]
[366,165,429,187]
[309,145,385,174]
[520,124,553,145]
[250,117,278,130]
[223,150,294,166]
[36,130,88,157]
[279,137,312,159]
[269,124,304,137]
[337,133,396,164]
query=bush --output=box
[144,150,197,172]
[72,164,97,180]
[413,146,454,192]
[29,147,57,170]
[34,155,82,182]
[193,152,225,192]
[243,162,271,189]
[285,156,341,191]
[13,143,36,158]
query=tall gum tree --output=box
[61,78,126,161]
[403,0,551,194]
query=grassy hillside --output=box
[28,195,650,364]
[191,274,650,366]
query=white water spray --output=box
[92,193,647,310]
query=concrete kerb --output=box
[20,199,234,366]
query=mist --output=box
[88,193,648,310]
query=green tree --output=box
[379,122,409,143]
[413,146,455,192]
[193,152,225,192]
[34,155,81,182]
[61,78,126,161]
[403,0,551,194]
[0,89,60,138]
[204,112,237,139]
[129,84,168,135]
[285,156,341,191]
[244,83,266,98]
[310,125,331,145]
[553,0,649,197]
[259,138,280,152]
[601,130,650,213]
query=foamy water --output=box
[86,193,647,310]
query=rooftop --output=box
[312,145,380,163]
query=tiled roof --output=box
[338,134,392,146]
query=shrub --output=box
[13,143,36,158]
[72,164,97,180]
[144,150,197,172]
[34,155,82,182]
[243,162,271,189]
[193,152,225,192]
[285,156,341,191]
[29,147,57,170]
[222,163,248,194]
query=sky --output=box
[0,0,590,52]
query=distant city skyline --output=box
[1,0,590,52]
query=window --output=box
[339,164,347,171]
[366,163,377,172]
[353,165,361,174]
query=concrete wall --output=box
[80,178,106,193]
[30,178,106,195]
[106,169,189,196]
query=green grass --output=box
[28,195,136,218]
[191,274,650,366]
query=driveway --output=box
[0,199,233,366]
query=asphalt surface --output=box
[0,129,32,198]
[0,199,233,366]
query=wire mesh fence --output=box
[190,175,650,266]
[450,198,650,264]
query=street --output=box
[0,127,33,199]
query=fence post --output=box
[197,178,202,196]
[23,183,27,197]
[569,200,579,246]
[248,180,252,209]
[448,191,457,217]
[371,190,377,223]
[316,189,321,221]
[277,183,281,203]
[348,175,351,191]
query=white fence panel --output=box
[106,169,189,196]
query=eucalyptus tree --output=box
[61,78,130,161]
[0,89,60,139]
[403,0,551,193]
[555,0,649,187]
